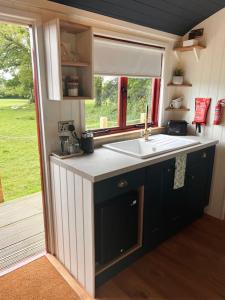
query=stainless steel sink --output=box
[103,134,200,159]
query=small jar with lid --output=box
[67,76,79,97]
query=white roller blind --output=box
[94,37,163,77]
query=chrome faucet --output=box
[143,105,151,141]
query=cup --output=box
[170,98,183,109]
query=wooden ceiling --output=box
[50,0,225,35]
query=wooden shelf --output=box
[174,45,206,52]
[61,61,89,67]
[44,18,93,101]
[174,45,206,62]
[167,83,192,87]
[165,107,190,112]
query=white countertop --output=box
[50,136,218,183]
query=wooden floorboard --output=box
[0,192,42,227]
[0,193,45,272]
[96,215,225,300]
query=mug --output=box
[170,98,183,109]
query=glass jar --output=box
[67,76,79,97]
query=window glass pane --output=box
[126,78,152,125]
[85,76,119,130]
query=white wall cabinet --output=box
[44,18,93,101]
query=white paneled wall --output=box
[167,8,225,219]
[45,100,84,153]
[50,161,95,296]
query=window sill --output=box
[94,127,166,147]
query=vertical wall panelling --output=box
[50,162,95,296]
[52,163,64,263]
[50,162,58,256]
[170,8,225,219]
[59,167,71,270]
[83,178,95,296]
[67,170,78,278]
[44,19,62,100]
[74,174,86,285]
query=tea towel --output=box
[173,154,187,189]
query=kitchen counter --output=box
[50,135,218,182]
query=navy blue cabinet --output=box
[161,159,186,237]
[95,146,215,286]
[184,146,215,222]
[144,146,215,247]
[144,161,165,250]
[95,190,139,266]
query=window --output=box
[85,76,119,130]
[85,35,163,135]
[85,76,161,135]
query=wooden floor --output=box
[0,193,45,273]
[96,215,225,300]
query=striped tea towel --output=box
[173,154,187,190]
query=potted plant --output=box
[172,68,184,85]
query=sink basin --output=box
[103,134,200,159]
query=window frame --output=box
[92,76,161,137]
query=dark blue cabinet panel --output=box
[95,146,216,286]
[95,191,139,266]
[185,146,216,222]
[144,161,166,250]
[94,168,145,204]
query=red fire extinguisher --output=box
[213,99,225,125]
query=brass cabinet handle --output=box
[117,179,128,188]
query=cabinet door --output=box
[185,164,204,221]
[95,191,139,266]
[185,146,216,222]
[144,162,164,250]
[162,159,186,236]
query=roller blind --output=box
[94,36,163,77]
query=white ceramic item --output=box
[183,39,198,47]
[170,97,183,109]
[172,76,184,85]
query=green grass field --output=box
[85,99,146,130]
[0,99,41,201]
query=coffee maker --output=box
[58,120,80,155]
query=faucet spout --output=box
[143,105,151,141]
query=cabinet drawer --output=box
[94,168,145,204]
[187,146,215,167]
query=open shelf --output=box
[174,45,206,52]
[44,18,93,101]
[61,61,89,67]
[174,45,206,62]
[165,107,190,112]
[167,83,192,87]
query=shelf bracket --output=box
[193,47,200,62]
